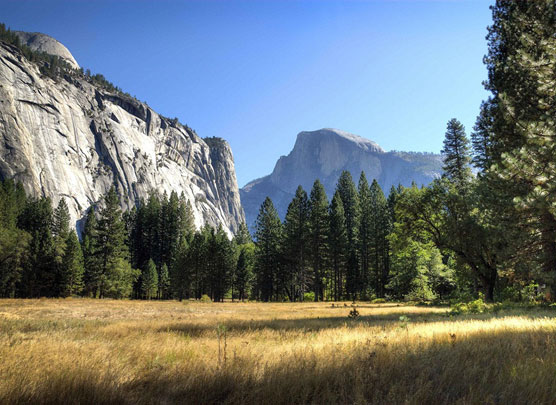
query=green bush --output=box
[370,298,386,304]
[467,297,487,313]
[449,294,503,315]
[200,294,212,303]
[303,292,315,302]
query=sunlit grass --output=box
[1,299,555,404]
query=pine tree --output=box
[336,171,359,299]
[441,118,471,186]
[53,199,71,239]
[370,180,389,298]
[254,197,282,301]
[158,263,170,299]
[308,180,329,301]
[235,243,254,301]
[96,187,137,298]
[208,225,235,302]
[234,222,252,245]
[82,206,101,297]
[471,100,496,171]
[0,180,29,298]
[329,191,347,301]
[60,230,84,297]
[18,197,57,297]
[358,172,372,297]
[282,186,310,301]
[142,259,158,299]
[171,237,190,300]
[52,199,72,295]
[482,0,556,297]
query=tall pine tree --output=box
[308,180,329,301]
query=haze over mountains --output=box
[241,128,443,229]
[0,31,244,235]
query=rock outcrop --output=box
[0,39,244,235]
[241,128,443,229]
[14,31,79,69]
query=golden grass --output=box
[1,299,556,404]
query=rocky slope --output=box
[241,128,443,228]
[0,38,244,235]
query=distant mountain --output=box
[240,128,443,229]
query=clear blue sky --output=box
[2,0,493,187]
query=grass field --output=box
[1,299,556,404]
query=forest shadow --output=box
[157,307,556,337]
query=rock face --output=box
[0,40,244,235]
[14,31,79,69]
[241,128,443,229]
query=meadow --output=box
[1,299,556,404]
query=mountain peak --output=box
[241,128,442,229]
[297,128,385,153]
[14,31,79,69]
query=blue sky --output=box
[2,0,493,187]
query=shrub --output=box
[371,298,386,304]
[200,294,211,303]
[303,292,315,302]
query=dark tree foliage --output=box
[308,180,329,301]
[282,186,310,302]
[336,171,360,299]
[329,191,347,301]
[254,197,283,302]
[369,180,390,298]
[480,0,556,298]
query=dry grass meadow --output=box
[1,299,556,404]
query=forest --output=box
[1,1,555,306]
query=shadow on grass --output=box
[6,327,556,404]
[157,306,556,337]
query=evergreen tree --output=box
[18,197,57,297]
[441,118,471,186]
[370,180,390,298]
[82,206,101,297]
[308,180,329,301]
[53,199,71,239]
[0,180,29,298]
[171,237,191,300]
[336,171,359,299]
[141,259,158,299]
[235,243,254,301]
[471,100,496,171]
[207,225,235,302]
[158,263,170,299]
[329,191,347,301]
[59,230,84,297]
[96,187,137,298]
[282,186,310,301]
[189,228,209,299]
[358,172,372,297]
[254,197,282,301]
[234,222,252,245]
[482,0,556,297]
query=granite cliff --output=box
[0,35,244,235]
